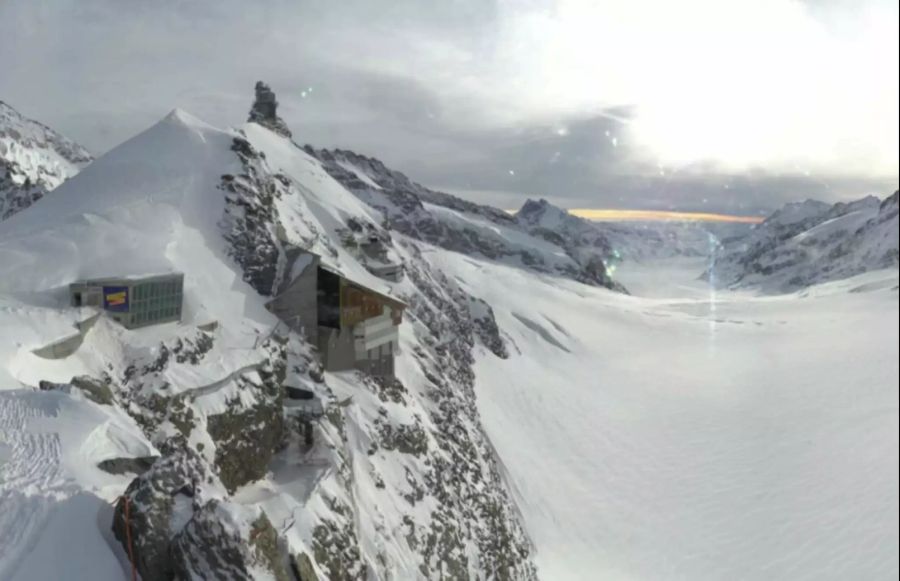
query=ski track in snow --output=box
[0,392,65,579]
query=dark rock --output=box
[112,449,225,581]
[291,552,319,581]
[467,297,508,359]
[37,376,114,406]
[97,456,158,476]
[248,81,292,138]
[38,380,66,392]
[171,502,291,581]
[207,368,284,493]
[285,385,315,400]
[220,137,292,296]
[71,375,115,405]
[378,420,429,456]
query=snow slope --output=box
[431,249,899,580]
[1,100,92,220]
[304,148,626,290]
[714,193,899,291]
[0,389,154,580]
[0,106,536,579]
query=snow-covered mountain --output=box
[0,100,92,220]
[711,192,899,291]
[0,93,539,580]
[515,197,741,273]
[303,149,626,292]
[1,84,897,581]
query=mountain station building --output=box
[69,272,184,329]
[266,250,405,377]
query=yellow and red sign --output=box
[103,286,129,312]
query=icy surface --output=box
[443,252,899,580]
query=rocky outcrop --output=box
[219,137,288,296]
[113,448,290,581]
[1,100,92,220]
[207,363,285,493]
[291,552,319,581]
[394,247,537,579]
[70,375,115,405]
[98,456,158,476]
[303,147,626,293]
[468,296,509,359]
[38,375,114,405]
[711,192,899,291]
[171,502,291,581]
[112,449,226,581]
[247,81,292,138]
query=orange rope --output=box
[122,496,138,581]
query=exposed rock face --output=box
[112,448,226,581]
[98,456,158,476]
[113,448,290,581]
[171,502,291,581]
[303,146,627,293]
[291,552,319,581]
[1,100,92,220]
[247,81,292,138]
[215,136,537,578]
[711,192,899,291]
[219,137,287,296]
[207,360,285,493]
[38,375,114,405]
[468,296,509,358]
[393,248,537,579]
[220,136,330,297]
[70,375,115,405]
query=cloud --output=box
[1,0,896,214]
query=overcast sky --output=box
[2,0,897,214]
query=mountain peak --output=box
[517,197,572,228]
[247,81,292,138]
[1,100,92,220]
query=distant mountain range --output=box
[710,191,899,291]
[1,101,92,220]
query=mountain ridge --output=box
[711,190,899,291]
[1,100,92,220]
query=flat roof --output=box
[72,272,184,286]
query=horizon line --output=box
[507,208,765,224]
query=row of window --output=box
[133,280,182,301]
[132,306,181,325]
[131,294,181,312]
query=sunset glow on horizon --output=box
[568,209,765,224]
[509,208,765,224]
